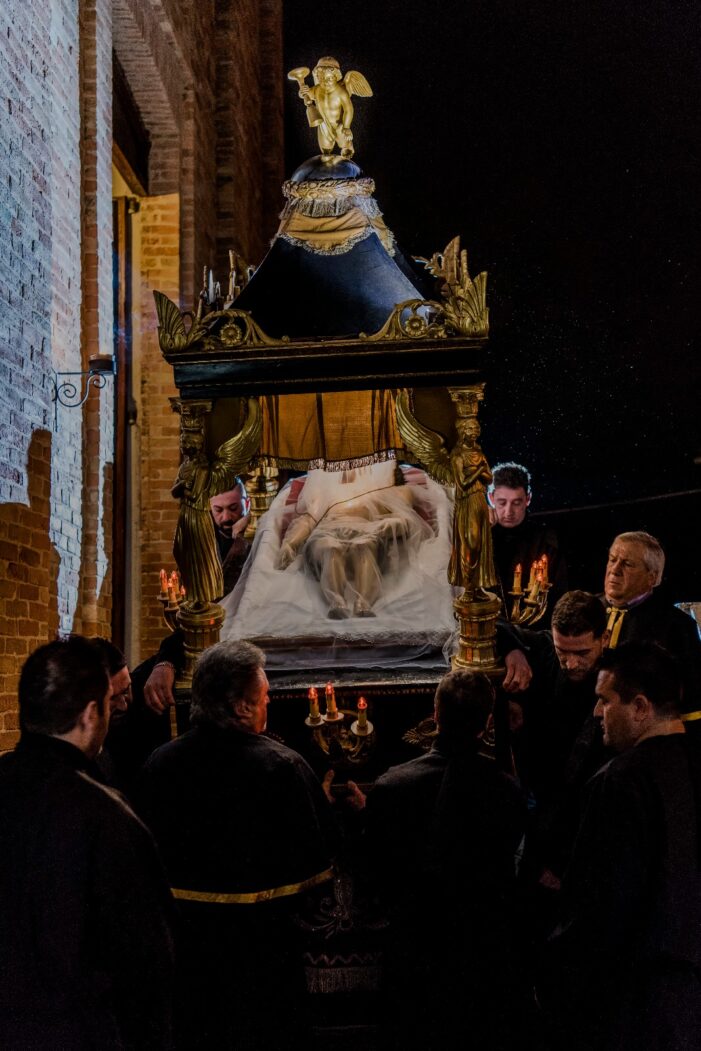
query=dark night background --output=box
[282,0,700,597]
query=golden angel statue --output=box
[287,57,372,158]
[172,399,262,609]
[396,391,497,597]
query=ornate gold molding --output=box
[282,177,375,203]
[361,299,448,342]
[417,237,489,338]
[154,291,288,356]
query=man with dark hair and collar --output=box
[540,641,701,1050]
[0,637,175,1049]
[602,531,701,723]
[488,461,568,626]
[137,639,337,1050]
[143,477,252,716]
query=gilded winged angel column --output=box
[170,396,262,687]
[396,386,502,671]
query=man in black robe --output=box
[540,641,701,1050]
[602,531,701,718]
[104,479,253,786]
[0,636,175,1049]
[137,639,338,1051]
[488,461,568,627]
[516,591,611,885]
[360,669,527,1050]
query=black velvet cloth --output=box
[0,733,175,1050]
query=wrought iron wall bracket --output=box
[50,356,115,429]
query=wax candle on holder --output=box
[512,563,522,593]
[357,696,368,731]
[528,560,537,590]
[325,682,338,717]
[541,554,549,585]
[307,687,320,722]
[159,569,168,597]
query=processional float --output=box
[154,56,547,727]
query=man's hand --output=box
[144,662,175,714]
[502,649,533,693]
[322,770,367,811]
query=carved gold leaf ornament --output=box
[154,291,208,352]
[416,237,489,338]
[362,299,447,342]
[154,292,288,354]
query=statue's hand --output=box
[278,542,297,570]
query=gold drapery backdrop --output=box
[260,390,403,469]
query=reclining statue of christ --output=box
[277,465,433,619]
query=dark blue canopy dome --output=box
[232,156,436,341]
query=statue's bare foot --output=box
[328,605,350,620]
[353,600,376,618]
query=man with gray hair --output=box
[137,639,337,1050]
[603,530,701,717]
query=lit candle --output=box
[325,682,338,717]
[159,569,168,597]
[308,687,320,722]
[512,563,522,593]
[167,584,176,605]
[528,560,537,590]
[357,696,368,731]
[541,554,549,585]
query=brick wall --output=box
[0,0,76,748]
[73,0,114,638]
[137,193,181,659]
[0,0,285,740]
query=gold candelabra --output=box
[157,568,186,630]
[305,685,375,766]
[506,555,552,626]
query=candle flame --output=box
[358,697,368,710]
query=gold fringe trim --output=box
[171,866,333,905]
[254,449,402,472]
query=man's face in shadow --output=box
[210,484,250,539]
[490,485,530,528]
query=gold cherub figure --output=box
[288,57,372,159]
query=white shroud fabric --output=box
[219,461,456,671]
